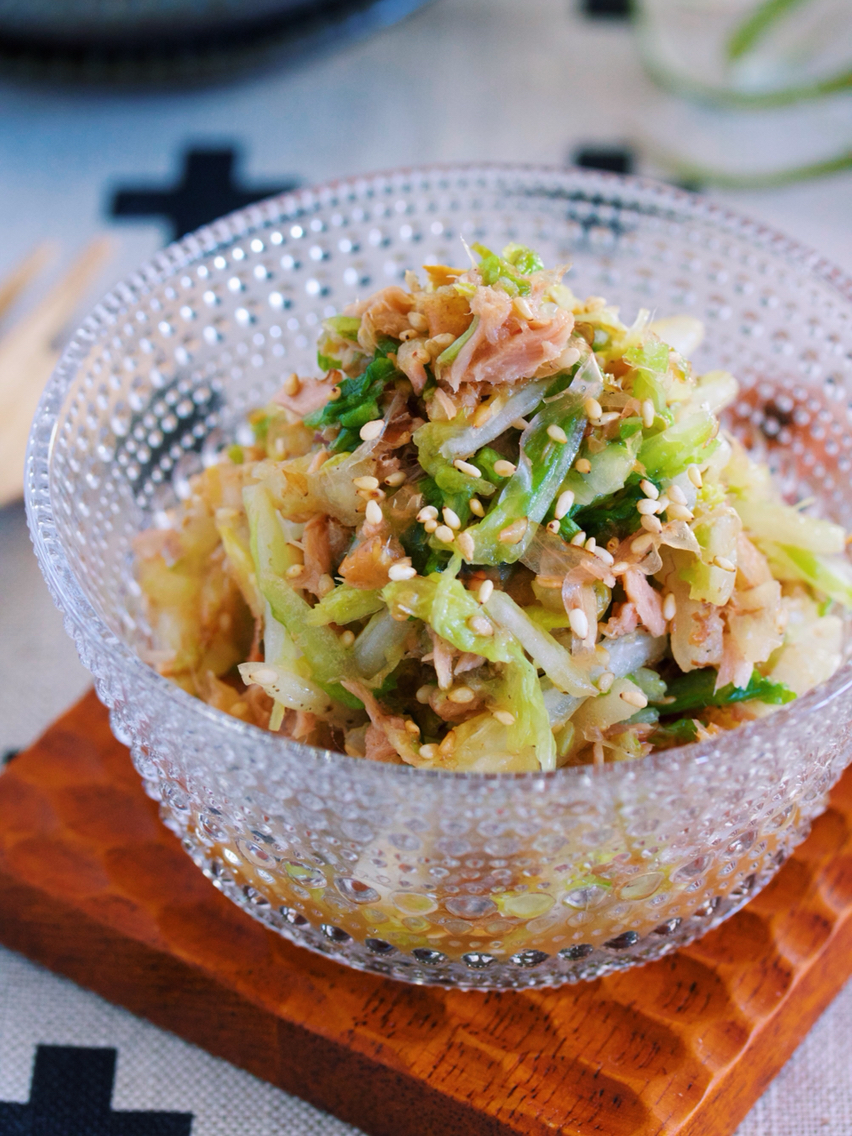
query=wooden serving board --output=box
[2,690,852,1136]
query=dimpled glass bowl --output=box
[26,165,852,989]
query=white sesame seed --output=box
[340,630,356,647]
[668,483,687,505]
[569,608,589,638]
[599,411,621,424]
[574,457,592,474]
[453,459,482,478]
[424,518,438,533]
[405,719,421,735]
[714,555,736,572]
[641,399,656,428]
[512,418,530,431]
[477,579,494,604]
[554,489,575,520]
[663,592,677,621]
[468,615,494,636]
[499,518,529,544]
[252,666,278,685]
[641,514,663,534]
[317,574,335,597]
[417,505,438,522]
[597,671,615,693]
[286,563,304,578]
[687,464,703,488]
[637,498,659,515]
[621,688,649,709]
[570,531,587,546]
[443,506,461,530]
[385,470,407,487]
[535,575,564,589]
[546,519,561,534]
[640,479,659,500]
[547,424,569,444]
[469,497,485,517]
[456,531,475,560]
[512,296,534,320]
[585,536,597,551]
[493,709,516,726]
[611,561,629,575]
[282,373,301,397]
[439,731,456,756]
[365,500,383,526]
[448,685,475,704]
[593,546,615,566]
[388,562,417,581]
[360,419,384,441]
[419,743,438,760]
[416,684,434,704]
[354,475,380,490]
[657,495,670,512]
[584,397,603,420]
[493,459,517,478]
[473,403,493,428]
[434,524,455,544]
[631,533,655,554]
[666,503,694,522]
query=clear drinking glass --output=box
[26,164,852,988]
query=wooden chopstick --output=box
[0,243,57,325]
[0,236,115,509]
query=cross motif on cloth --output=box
[0,1045,193,1135]
[111,147,298,240]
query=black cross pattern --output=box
[111,147,298,240]
[0,1046,193,1135]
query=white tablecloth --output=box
[1,1,851,1131]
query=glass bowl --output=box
[26,164,852,989]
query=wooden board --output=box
[1,689,852,1136]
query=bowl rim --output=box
[25,160,852,784]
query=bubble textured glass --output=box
[26,165,852,989]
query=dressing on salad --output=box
[136,244,852,771]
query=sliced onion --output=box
[484,590,596,697]
[440,378,551,460]
[239,662,331,715]
[542,686,583,727]
[353,608,410,677]
[603,630,667,678]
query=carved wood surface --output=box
[1,690,851,1136]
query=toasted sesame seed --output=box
[439,730,457,756]
[448,685,476,704]
[612,561,628,574]
[666,503,694,522]
[469,497,485,517]
[641,399,656,428]
[473,403,493,428]
[340,630,356,647]
[453,459,482,478]
[547,424,569,444]
[405,719,421,735]
[584,397,603,420]
[283,372,301,397]
[424,518,438,533]
[512,296,534,320]
[637,498,659,516]
[598,411,621,424]
[493,709,516,726]
[499,517,529,544]
[417,505,439,522]
[286,563,304,578]
[657,495,670,512]
[535,575,563,589]
[546,519,561,534]
[468,614,494,636]
[419,744,438,760]
[585,536,597,551]
[408,311,429,333]
[714,555,736,572]
[593,546,615,566]
[640,479,659,500]
[354,475,380,491]
[328,386,341,401]
[687,464,703,488]
[570,531,587,546]
[641,514,663,534]
[443,506,462,530]
[365,500,383,526]
[575,457,592,474]
[593,742,605,765]
[385,470,407,487]
[478,579,494,604]
[388,562,417,582]
[416,684,435,704]
[631,533,655,554]
[493,459,517,478]
[317,574,335,597]
[607,537,620,553]
[554,489,575,520]
[569,608,589,638]
[360,419,384,441]
[621,688,649,709]
[434,524,455,544]
[663,592,677,621]
[253,667,278,685]
[456,531,475,560]
[668,483,688,505]
[597,671,615,693]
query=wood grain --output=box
[1,689,851,1136]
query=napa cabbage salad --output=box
[135,245,852,772]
